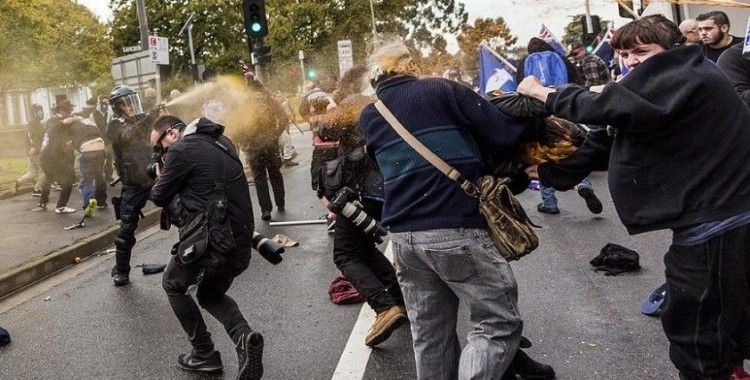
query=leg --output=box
[391,232,461,380]
[575,177,603,214]
[55,166,75,208]
[32,153,45,192]
[250,157,272,215]
[78,154,95,207]
[265,147,285,210]
[538,186,559,213]
[92,152,107,205]
[113,186,150,280]
[39,174,52,206]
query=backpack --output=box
[590,243,641,276]
[523,51,569,87]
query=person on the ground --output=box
[35,100,76,214]
[518,37,603,215]
[107,85,155,286]
[718,42,750,107]
[71,116,107,215]
[696,11,742,62]
[238,73,287,222]
[359,40,538,379]
[15,104,46,196]
[150,115,264,379]
[679,19,701,45]
[518,15,750,379]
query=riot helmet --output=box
[109,85,144,120]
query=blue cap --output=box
[641,283,668,316]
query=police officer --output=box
[107,85,154,286]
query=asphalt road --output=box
[0,130,684,379]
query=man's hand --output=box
[525,165,539,180]
[518,76,555,103]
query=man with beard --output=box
[696,11,742,62]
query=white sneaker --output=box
[55,206,76,214]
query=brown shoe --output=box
[365,305,408,347]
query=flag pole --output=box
[479,41,517,73]
[591,27,610,55]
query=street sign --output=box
[148,35,169,65]
[122,45,141,53]
[337,40,353,77]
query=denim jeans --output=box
[78,151,107,208]
[391,228,523,380]
[540,177,593,208]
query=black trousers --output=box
[40,158,75,208]
[113,185,151,274]
[333,198,403,312]
[249,146,285,213]
[662,224,750,379]
[162,250,251,356]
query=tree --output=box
[562,14,611,46]
[0,0,113,94]
[456,17,517,75]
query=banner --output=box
[538,24,567,57]
[593,29,615,64]
[478,44,517,95]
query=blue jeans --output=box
[78,151,107,208]
[540,177,593,208]
[391,228,523,380]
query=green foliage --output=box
[563,14,611,46]
[0,0,113,93]
[456,17,517,75]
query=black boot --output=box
[236,331,264,380]
[512,349,556,379]
[111,266,130,287]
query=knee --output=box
[114,233,136,250]
[162,273,186,296]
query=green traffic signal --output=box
[251,22,262,32]
[307,69,317,79]
[586,45,594,53]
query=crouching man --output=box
[149,115,264,379]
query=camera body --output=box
[146,151,165,180]
[328,187,388,243]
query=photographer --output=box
[150,115,264,378]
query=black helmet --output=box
[109,85,143,118]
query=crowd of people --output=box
[8,8,750,380]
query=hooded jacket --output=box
[538,45,750,234]
[151,118,254,247]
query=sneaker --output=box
[261,211,271,221]
[365,305,408,347]
[55,206,76,214]
[577,187,603,214]
[83,199,97,218]
[31,191,42,198]
[31,203,47,212]
[51,183,62,191]
[511,349,556,379]
[536,203,560,215]
[177,351,223,374]
[111,267,130,286]
[236,331,264,380]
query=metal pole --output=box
[188,24,197,82]
[369,0,377,44]
[584,0,593,35]
[135,0,150,50]
[298,50,306,90]
[253,39,266,85]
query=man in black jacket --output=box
[36,100,76,214]
[150,115,263,379]
[519,15,750,379]
[15,104,46,195]
[717,43,750,107]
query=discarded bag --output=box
[328,276,365,305]
[590,243,641,276]
[0,327,10,347]
[140,263,167,275]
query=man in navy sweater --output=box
[359,41,544,380]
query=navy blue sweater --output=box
[359,76,536,232]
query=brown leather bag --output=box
[374,100,538,261]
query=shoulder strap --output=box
[373,100,480,197]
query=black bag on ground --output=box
[176,139,236,265]
[590,243,641,276]
[0,327,10,347]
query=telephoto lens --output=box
[329,187,388,243]
[251,232,284,265]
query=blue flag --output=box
[538,24,567,57]
[593,29,615,64]
[478,45,517,95]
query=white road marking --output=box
[331,241,394,380]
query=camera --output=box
[252,232,285,265]
[328,187,388,243]
[146,151,165,180]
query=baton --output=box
[268,219,328,227]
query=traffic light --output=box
[581,15,601,48]
[243,0,268,38]
[254,44,271,65]
[307,69,318,80]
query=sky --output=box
[78,0,630,52]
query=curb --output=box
[0,207,161,299]
[0,185,32,201]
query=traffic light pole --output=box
[248,38,266,84]
[585,0,593,37]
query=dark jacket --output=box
[717,43,750,107]
[151,118,254,247]
[359,75,538,233]
[40,115,74,174]
[107,114,153,187]
[26,117,46,150]
[538,45,750,234]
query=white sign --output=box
[122,45,141,53]
[337,40,353,77]
[148,36,169,65]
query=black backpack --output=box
[590,243,641,276]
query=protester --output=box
[150,115,263,379]
[568,41,611,88]
[696,11,742,62]
[14,104,46,196]
[71,117,107,215]
[239,73,288,222]
[718,42,750,107]
[359,40,539,379]
[34,100,76,214]
[107,85,154,286]
[678,19,701,44]
[519,15,750,379]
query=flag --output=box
[478,44,517,95]
[538,24,567,57]
[593,28,615,64]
